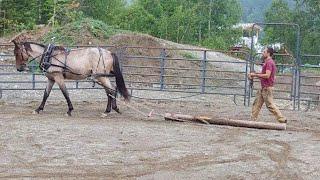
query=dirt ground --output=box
[0,90,320,179]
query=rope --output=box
[129,93,203,101]
[107,94,155,117]
[122,98,164,118]
[109,91,206,118]
[119,84,227,118]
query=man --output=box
[248,47,287,123]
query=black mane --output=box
[23,42,46,47]
[23,42,66,52]
[23,42,46,52]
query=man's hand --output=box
[248,72,255,80]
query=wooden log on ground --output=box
[164,113,286,130]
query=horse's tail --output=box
[112,53,130,101]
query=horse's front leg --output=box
[34,79,55,114]
[56,77,73,116]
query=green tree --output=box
[166,5,198,43]
[263,0,320,58]
[0,0,84,33]
[116,3,156,35]
[0,0,38,32]
[196,0,242,49]
[296,0,320,55]
[116,0,242,49]
[50,0,84,26]
[1,0,243,50]
[263,0,295,53]
[36,0,54,24]
[80,0,126,25]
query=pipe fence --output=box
[0,44,319,110]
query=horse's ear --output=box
[10,31,30,45]
[11,39,18,46]
[24,42,33,52]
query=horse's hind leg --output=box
[111,93,121,114]
[97,77,121,114]
[105,94,112,113]
[104,92,121,114]
[55,75,73,116]
[35,79,55,114]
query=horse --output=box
[11,38,130,116]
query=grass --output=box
[301,67,320,74]
[181,52,198,60]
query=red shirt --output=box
[260,58,276,88]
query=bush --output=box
[41,18,128,45]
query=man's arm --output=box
[249,70,271,79]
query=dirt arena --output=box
[0,90,320,179]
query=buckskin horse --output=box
[11,36,129,116]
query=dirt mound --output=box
[108,33,162,48]
[108,33,164,57]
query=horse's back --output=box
[52,47,113,79]
[85,47,113,73]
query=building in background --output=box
[232,23,263,52]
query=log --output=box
[164,113,286,130]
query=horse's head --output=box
[11,33,32,72]
[12,40,31,72]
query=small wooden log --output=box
[164,113,286,130]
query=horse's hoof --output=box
[33,109,41,114]
[66,112,72,117]
[100,113,108,118]
[113,108,122,114]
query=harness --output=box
[39,44,80,77]
[40,43,55,71]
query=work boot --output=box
[277,117,287,123]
